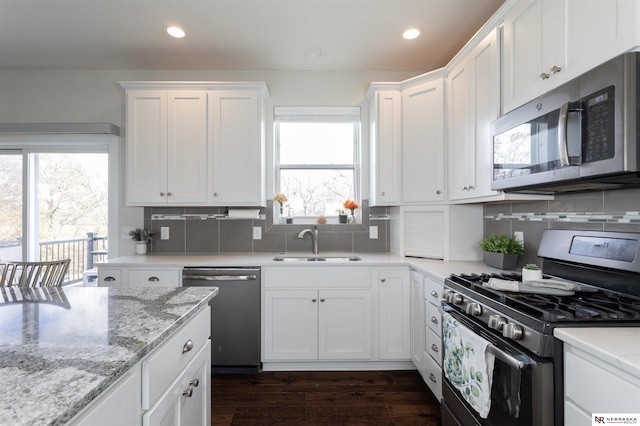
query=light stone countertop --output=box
[98,252,503,283]
[0,286,218,426]
[554,328,640,379]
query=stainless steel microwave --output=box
[491,52,640,193]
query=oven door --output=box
[441,308,554,426]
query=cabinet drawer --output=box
[142,307,210,409]
[425,301,441,336]
[264,268,372,288]
[424,277,443,305]
[129,269,181,287]
[426,328,442,367]
[423,353,442,401]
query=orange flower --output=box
[273,193,288,204]
[343,199,359,210]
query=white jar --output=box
[522,267,542,282]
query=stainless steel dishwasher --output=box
[182,267,261,373]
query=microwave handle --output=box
[558,101,571,166]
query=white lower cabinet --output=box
[143,341,211,426]
[70,307,211,426]
[264,288,372,361]
[411,271,427,376]
[377,269,411,360]
[96,266,182,288]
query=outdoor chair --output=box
[0,259,71,287]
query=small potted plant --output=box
[479,233,524,270]
[522,263,543,282]
[129,228,154,255]
[336,209,348,224]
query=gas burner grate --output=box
[448,273,640,323]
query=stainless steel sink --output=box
[273,255,361,262]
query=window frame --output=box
[274,106,361,222]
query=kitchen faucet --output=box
[298,227,319,254]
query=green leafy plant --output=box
[524,263,540,270]
[479,233,524,255]
[129,228,154,243]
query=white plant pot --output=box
[522,268,543,282]
[135,242,148,255]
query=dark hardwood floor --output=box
[211,370,442,425]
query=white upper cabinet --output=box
[367,87,402,206]
[125,90,208,206]
[208,89,267,206]
[502,0,639,113]
[402,78,446,203]
[121,82,268,207]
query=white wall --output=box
[0,68,420,255]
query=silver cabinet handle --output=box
[380,191,385,196]
[183,388,193,397]
[430,290,438,298]
[539,72,550,80]
[182,339,194,354]
[429,373,437,383]
[436,190,441,195]
[431,316,439,324]
[312,298,317,302]
[148,276,159,282]
[320,298,325,302]
[104,276,116,282]
[431,344,439,353]
[550,65,562,75]
[190,379,199,387]
[213,192,219,196]
[167,192,172,196]
[381,278,386,282]
[160,192,165,196]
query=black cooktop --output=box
[447,272,640,324]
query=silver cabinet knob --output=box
[182,339,194,354]
[213,192,219,196]
[320,298,325,302]
[160,192,165,196]
[436,190,441,195]
[380,191,385,196]
[503,323,523,340]
[430,290,438,298]
[312,298,317,302]
[381,278,386,283]
[539,72,550,80]
[148,276,159,282]
[550,65,562,75]
[183,388,193,397]
[431,344,439,353]
[167,192,172,196]
[429,373,437,383]
[431,316,439,325]
[190,379,199,387]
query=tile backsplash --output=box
[144,200,391,254]
[483,187,640,268]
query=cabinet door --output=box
[263,289,318,360]
[502,0,553,113]
[318,289,372,360]
[402,79,445,202]
[209,90,265,206]
[126,90,168,204]
[166,91,208,204]
[377,270,410,360]
[369,90,402,206]
[448,28,500,201]
[410,271,426,373]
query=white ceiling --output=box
[0,0,505,72]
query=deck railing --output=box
[39,233,107,285]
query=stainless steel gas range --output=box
[440,229,640,426]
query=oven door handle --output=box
[558,101,571,166]
[487,344,528,370]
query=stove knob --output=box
[452,293,463,305]
[443,289,454,300]
[503,323,523,340]
[465,303,482,316]
[488,314,506,331]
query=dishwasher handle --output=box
[182,274,258,281]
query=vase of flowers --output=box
[129,228,154,255]
[273,193,288,223]
[343,199,359,223]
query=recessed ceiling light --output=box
[166,26,185,38]
[402,28,421,40]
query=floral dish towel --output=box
[443,312,496,418]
